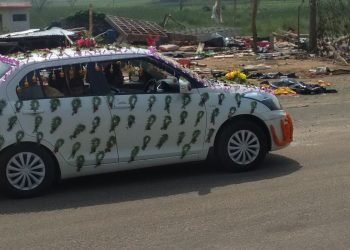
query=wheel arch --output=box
[213,115,272,153]
[0,142,61,182]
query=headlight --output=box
[243,92,282,111]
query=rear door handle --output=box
[112,103,130,109]
[22,109,44,115]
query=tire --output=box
[216,121,268,172]
[0,144,56,198]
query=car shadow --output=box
[0,154,302,214]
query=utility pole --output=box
[252,0,258,53]
[309,0,318,52]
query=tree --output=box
[309,0,318,52]
[32,0,49,11]
[251,0,259,53]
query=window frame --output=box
[12,14,27,22]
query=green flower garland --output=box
[90,138,101,154]
[92,96,102,113]
[50,116,62,134]
[129,146,140,163]
[235,93,242,108]
[218,93,225,105]
[96,151,105,167]
[50,98,61,112]
[147,95,156,112]
[107,95,115,109]
[180,111,188,125]
[181,144,191,159]
[70,124,86,139]
[182,94,192,109]
[195,111,205,127]
[33,115,43,133]
[199,93,209,107]
[177,132,186,146]
[7,116,17,131]
[70,142,81,158]
[110,115,121,132]
[30,100,40,113]
[190,130,201,144]
[76,155,85,172]
[206,128,215,143]
[54,139,65,153]
[15,100,23,113]
[71,98,82,115]
[228,107,237,118]
[164,95,172,113]
[161,116,172,130]
[145,115,157,130]
[129,95,138,111]
[156,134,168,149]
[0,99,7,115]
[36,132,43,144]
[16,131,25,144]
[142,136,151,150]
[250,101,257,114]
[210,108,220,125]
[90,117,101,134]
[105,136,117,152]
[127,115,136,129]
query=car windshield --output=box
[0,62,11,79]
[155,53,209,87]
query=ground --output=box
[1,57,350,248]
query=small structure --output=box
[0,2,32,33]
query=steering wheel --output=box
[144,79,158,93]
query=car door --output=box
[108,57,207,164]
[9,59,117,169]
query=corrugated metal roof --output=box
[105,15,167,43]
[0,2,32,8]
[0,27,75,39]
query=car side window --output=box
[17,63,112,100]
[92,58,179,95]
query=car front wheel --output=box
[0,144,56,198]
[216,121,268,172]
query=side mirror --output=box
[179,78,192,94]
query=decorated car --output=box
[0,47,293,197]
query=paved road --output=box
[1,75,350,249]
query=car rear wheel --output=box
[216,121,268,172]
[0,144,56,198]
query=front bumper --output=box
[267,113,294,151]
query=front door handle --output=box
[112,103,130,109]
[22,109,44,115]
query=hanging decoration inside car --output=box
[147,95,156,112]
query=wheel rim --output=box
[6,152,46,191]
[227,130,260,165]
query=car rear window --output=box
[0,62,11,79]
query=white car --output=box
[0,47,293,197]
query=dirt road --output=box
[0,75,350,249]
